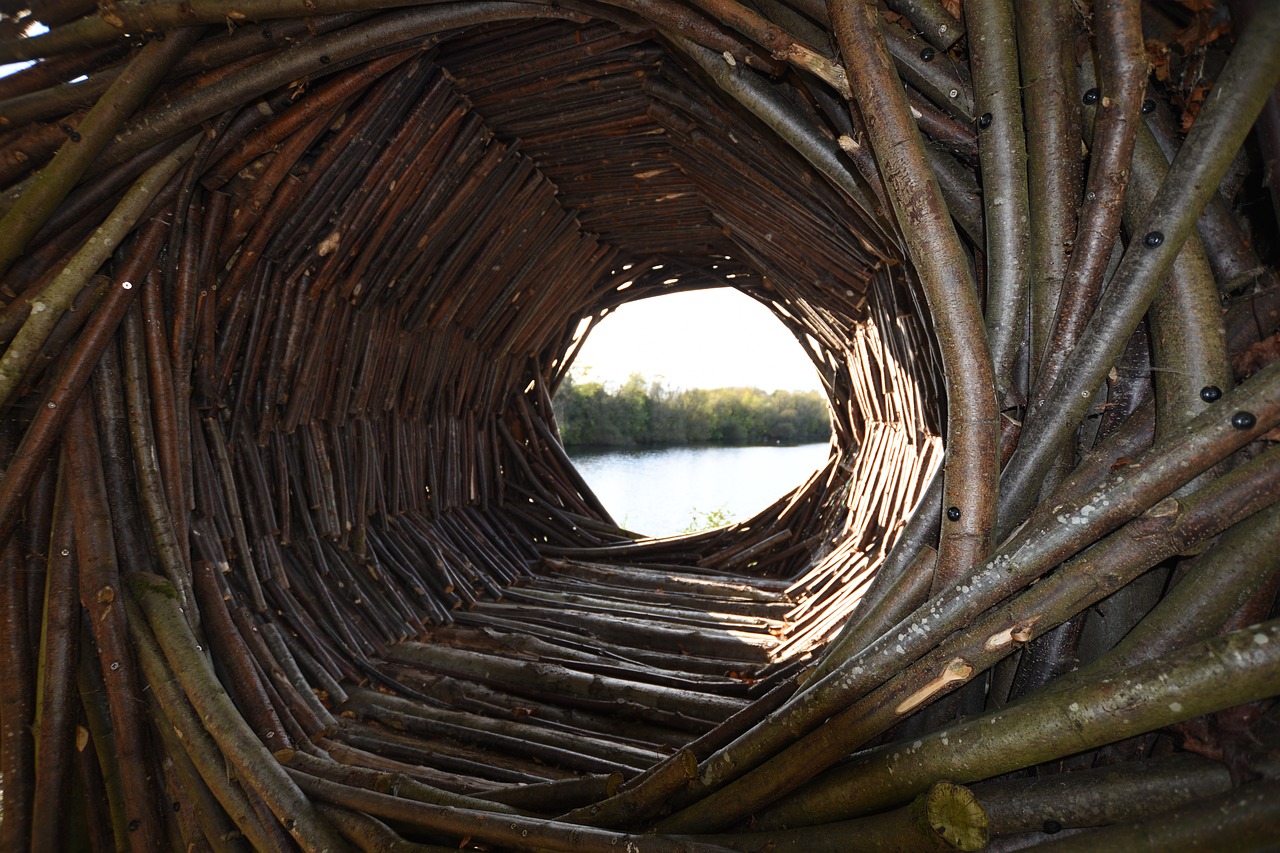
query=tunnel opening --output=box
[551,285,836,538]
[1,3,1279,851]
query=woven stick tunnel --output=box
[1,0,1279,850]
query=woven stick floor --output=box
[1,2,1279,851]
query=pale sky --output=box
[569,288,824,392]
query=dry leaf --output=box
[1233,332,1280,379]
[1146,39,1172,82]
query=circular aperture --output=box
[554,288,832,536]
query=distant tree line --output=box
[553,374,831,446]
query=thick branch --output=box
[829,0,997,593]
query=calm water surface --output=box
[567,443,831,538]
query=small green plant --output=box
[682,505,733,533]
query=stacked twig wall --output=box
[0,0,1278,850]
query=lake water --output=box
[566,443,832,538]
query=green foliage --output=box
[682,506,734,533]
[554,373,831,447]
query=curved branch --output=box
[0,134,196,412]
[1017,0,1082,382]
[754,617,1280,826]
[1031,0,1145,405]
[828,0,997,592]
[0,27,200,278]
[962,0,1028,402]
[999,5,1280,525]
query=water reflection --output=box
[566,443,831,537]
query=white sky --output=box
[570,288,823,392]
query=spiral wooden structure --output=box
[1,0,1279,850]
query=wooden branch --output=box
[0,28,200,276]
[0,134,196,411]
[829,0,998,593]
[754,617,1280,826]
[129,571,355,851]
